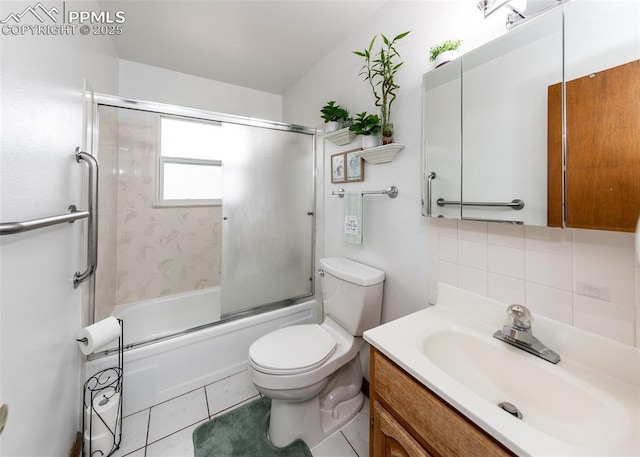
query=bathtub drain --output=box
[498,401,523,419]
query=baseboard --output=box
[69,432,82,457]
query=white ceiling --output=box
[98,1,387,95]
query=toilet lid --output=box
[249,325,337,375]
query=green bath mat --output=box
[193,397,312,457]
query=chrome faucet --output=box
[493,304,561,364]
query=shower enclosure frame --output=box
[87,93,318,358]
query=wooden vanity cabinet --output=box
[369,347,514,457]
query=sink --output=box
[364,284,640,456]
[421,327,628,448]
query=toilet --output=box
[248,257,385,448]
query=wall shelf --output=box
[323,127,355,146]
[354,143,405,164]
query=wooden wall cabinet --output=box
[369,347,514,457]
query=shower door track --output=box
[92,93,317,134]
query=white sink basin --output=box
[364,284,640,456]
[422,327,628,449]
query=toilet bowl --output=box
[248,257,384,448]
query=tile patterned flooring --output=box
[111,370,369,457]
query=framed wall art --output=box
[345,148,365,182]
[331,152,345,183]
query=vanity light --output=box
[477,0,528,28]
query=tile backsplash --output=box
[428,219,639,347]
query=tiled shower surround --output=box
[94,108,222,320]
[428,218,640,347]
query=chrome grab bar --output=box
[74,148,99,288]
[423,172,436,216]
[332,186,399,199]
[0,205,88,235]
[437,198,524,210]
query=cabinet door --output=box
[372,401,431,457]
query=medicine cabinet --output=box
[422,0,640,232]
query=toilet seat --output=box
[249,324,337,375]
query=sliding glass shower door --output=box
[220,123,315,316]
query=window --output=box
[158,116,223,206]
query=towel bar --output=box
[436,198,524,210]
[332,186,398,199]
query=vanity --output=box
[363,285,640,456]
[369,348,512,456]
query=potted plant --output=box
[349,111,381,149]
[353,31,410,145]
[429,39,462,68]
[320,101,351,133]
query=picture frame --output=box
[331,152,345,183]
[345,148,365,182]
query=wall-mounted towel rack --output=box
[0,148,98,288]
[332,186,399,199]
[436,198,524,210]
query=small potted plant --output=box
[429,39,462,68]
[320,101,351,133]
[353,31,410,144]
[349,111,381,149]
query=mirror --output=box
[422,60,462,219]
[422,1,640,231]
[461,7,562,225]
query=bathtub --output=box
[111,287,222,347]
[85,294,320,416]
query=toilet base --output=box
[267,357,364,448]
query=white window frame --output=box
[156,157,223,207]
[156,116,223,207]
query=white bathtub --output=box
[112,287,222,346]
[86,296,320,416]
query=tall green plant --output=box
[353,31,410,136]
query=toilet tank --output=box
[319,257,385,336]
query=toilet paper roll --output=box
[84,429,115,457]
[77,317,120,355]
[84,390,120,438]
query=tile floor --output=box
[110,370,369,457]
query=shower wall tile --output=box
[115,205,221,305]
[102,114,223,307]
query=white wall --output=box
[0,1,119,455]
[283,1,506,323]
[284,0,640,348]
[119,59,283,121]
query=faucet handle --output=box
[507,304,533,329]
